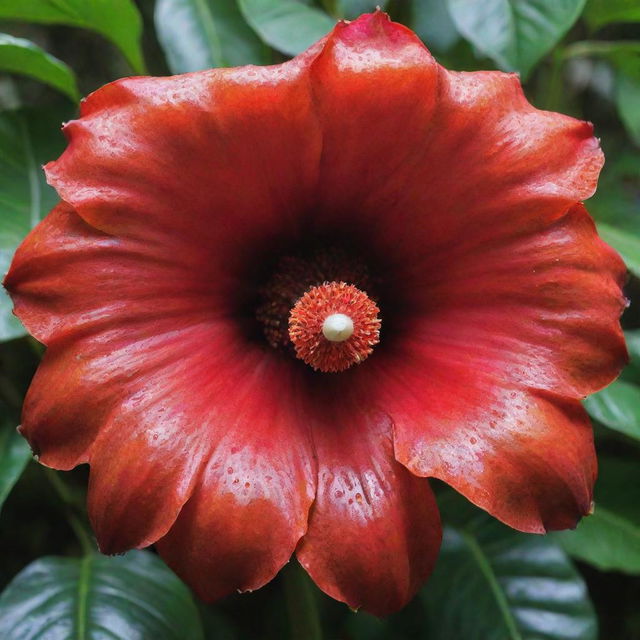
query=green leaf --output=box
[0,0,145,73]
[0,551,204,639]
[596,222,640,278]
[0,418,30,515]
[411,0,460,53]
[584,378,640,441]
[616,71,640,146]
[446,0,587,78]
[614,330,640,385]
[423,512,597,640]
[584,0,640,30]
[587,147,640,237]
[0,34,78,101]
[155,0,267,73]
[0,108,70,342]
[555,458,640,573]
[239,0,335,56]
[625,328,640,365]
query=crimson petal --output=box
[380,207,625,532]
[156,360,315,600]
[6,203,220,470]
[44,56,323,297]
[7,204,316,554]
[297,378,441,616]
[307,12,603,277]
[303,13,623,533]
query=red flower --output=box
[3,11,626,616]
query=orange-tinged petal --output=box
[44,56,323,293]
[156,361,315,599]
[376,207,625,532]
[297,380,441,616]
[307,13,603,275]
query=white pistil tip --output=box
[322,313,354,342]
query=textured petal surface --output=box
[389,378,596,533]
[41,322,314,557]
[44,53,323,299]
[301,13,624,533]
[4,202,218,345]
[156,361,315,600]
[307,12,603,273]
[6,202,217,469]
[405,205,627,398]
[379,206,626,533]
[6,204,316,555]
[297,378,441,616]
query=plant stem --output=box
[561,40,640,61]
[282,561,323,640]
[541,51,566,112]
[43,467,95,556]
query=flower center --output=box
[289,282,380,372]
[256,247,381,372]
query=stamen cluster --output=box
[289,282,381,372]
[257,248,375,350]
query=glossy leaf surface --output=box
[447,0,587,78]
[0,417,30,514]
[424,500,597,640]
[0,551,204,639]
[0,0,145,73]
[155,0,266,73]
[616,72,640,146]
[239,0,335,56]
[555,458,640,573]
[412,0,460,53]
[584,378,640,440]
[0,34,79,101]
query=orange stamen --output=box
[289,282,381,373]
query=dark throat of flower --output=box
[256,248,381,373]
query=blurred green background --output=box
[1,1,640,638]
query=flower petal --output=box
[297,380,441,616]
[308,12,603,269]
[29,322,314,556]
[379,206,625,533]
[6,206,316,553]
[6,202,219,470]
[155,362,315,600]
[4,202,220,345]
[44,55,323,293]
[390,380,595,533]
[403,204,627,399]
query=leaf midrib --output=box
[461,530,523,640]
[193,0,225,67]
[75,554,93,640]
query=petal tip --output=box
[331,9,427,52]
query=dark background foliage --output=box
[1,1,640,638]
